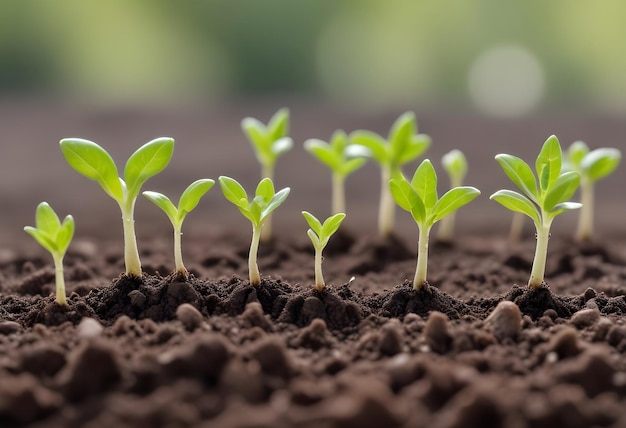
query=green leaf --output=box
[535,135,562,192]
[124,137,174,197]
[56,215,75,252]
[550,201,583,215]
[267,107,290,141]
[411,159,438,210]
[494,154,538,202]
[566,141,589,168]
[219,176,249,209]
[441,149,468,181]
[262,187,290,219]
[342,158,367,176]
[256,177,275,202]
[36,202,61,235]
[304,139,340,170]
[59,138,123,201]
[271,137,293,157]
[397,134,432,164]
[350,131,388,164]
[582,148,621,181]
[178,179,215,215]
[542,171,580,212]
[24,227,57,253]
[241,117,269,149]
[143,191,178,223]
[431,187,480,224]
[389,112,416,157]
[307,228,321,249]
[489,190,541,226]
[321,213,346,238]
[25,203,74,256]
[390,178,425,224]
[302,211,323,235]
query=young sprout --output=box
[490,135,581,289]
[24,202,74,306]
[436,149,468,243]
[60,137,174,278]
[351,112,431,237]
[241,108,293,242]
[390,159,480,290]
[143,179,215,279]
[218,176,290,286]
[304,130,369,214]
[302,211,346,291]
[564,141,621,242]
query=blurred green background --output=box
[1,0,625,115]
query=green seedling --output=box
[490,135,581,289]
[437,149,468,243]
[352,112,431,237]
[564,141,621,242]
[302,211,346,291]
[304,130,369,214]
[390,159,480,290]
[241,107,293,242]
[24,202,74,306]
[143,179,215,279]
[60,137,174,278]
[219,176,290,286]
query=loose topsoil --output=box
[1,103,626,427]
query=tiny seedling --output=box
[564,141,621,241]
[241,108,293,242]
[437,149,468,243]
[60,137,174,278]
[143,179,215,279]
[24,202,74,306]
[304,130,369,214]
[218,176,290,286]
[490,135,581,289]
[390,159,480,289]
[302,211,346,291]
[352,112,431,237]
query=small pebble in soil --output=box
[546,327,581,359]
[240,302,272,331]
[176,303,204,332]
[423,311,452,354]
[486,301,522,342]
[379,320,403,356]
[77,317,104,339]
[0,320,22,335]
[569,308,600,329]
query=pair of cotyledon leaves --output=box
[565,141,621,182]
[242,108,293,168]
[302,211,346,251]
[25,202,74,257]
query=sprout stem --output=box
[53,254,67,306]
[121,200,142,278]
[509,212,525,244]
[528,220,552,288]
[576,178,594,242]
[379,167,395,237]
[332,172,345,215]
[261,164,274,243]
[413,226,431,290]
[314,248,325,292]
[249,225,262,286]
[436,176,462,243]
[173,225,188,278]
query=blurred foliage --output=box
[0,0,625,109]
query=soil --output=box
[2,103,626,427]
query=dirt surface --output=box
[2,101,626,427]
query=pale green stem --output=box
[260,163,274,243]
[528,218,552,289]
[413,225,431,290]
[120,198,142,278]
[436,176,462,243]
[249,224,262,286]
[509,212,525,244]
[576,178,593,242]
[379,167,395,237]
[53,253,67,306]
[173,224,188,278]
[332,172,345,215]
[314,247,325,292]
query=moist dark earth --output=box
[1,103,626,427]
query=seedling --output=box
[302,211,346,291]
[60,137,174,278]
[564,141,621,241]
[304,130,369,214]
[241,107,293,242]
[390,159,480,289]
[143,179,215,279]
[437,149,468,243]
[218,176,290,286]
[24,202,74,305]
[352,112,431,237]
[490,135,581,289]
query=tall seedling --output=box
[241,108,293,242]
[352,112,431,237]
[490,135,581,288]
[60,137,174,278]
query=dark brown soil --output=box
[2,104,626,427]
